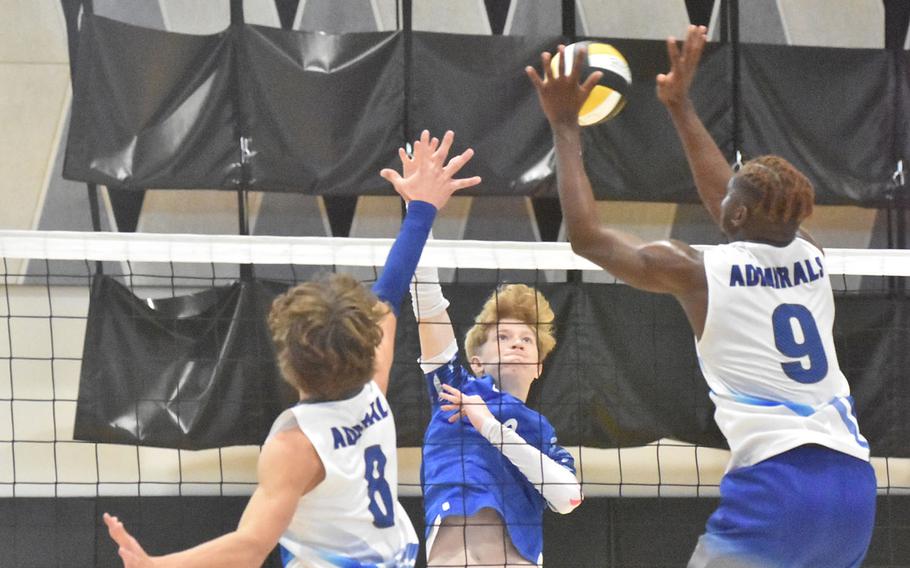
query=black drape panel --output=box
[64,15,239,190]
[740,44,896,204]
[409,32,560,196]
[62,15,910,204]
[582,40,732,203]
[74,275,296,449]
[240,26,404,193]
[75,277,910,456]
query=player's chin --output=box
[498,364,537,385]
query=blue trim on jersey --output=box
[719,390,871,450]
[280,543,418,568]
[280,544,294,567]
[696,445,875,568]
[725,391,815,416]
[831,396,870,449]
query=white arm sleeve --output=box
[410,230,450,319]
[419,339,458,374]
[480,416,583,514]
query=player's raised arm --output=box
[371,130,481,393]
[526,45,703,296]
[657,25,732,226]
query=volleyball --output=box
[551,41,632,126]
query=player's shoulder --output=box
[263,426,317,463]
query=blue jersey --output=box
[421,355,575,564]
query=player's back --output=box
[267,381,418,567]
[696,237,869,469]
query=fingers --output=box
[451,176,482,191]
[557,44,567,78]
[685,25,708,68]
[434,130,455,162]
[666,36,681,71]
[525,65,543,89]
[379,168,403,187]
[541,51,553,80]
[442,148,474,178]
[398,147,411,167]
[570,46,586,82]
[579,70,603,99]
[412,129,431,162]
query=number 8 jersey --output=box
[696,237,870,471]
[266,381,418,567]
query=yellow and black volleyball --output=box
[551,41,631,126]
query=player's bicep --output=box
[237,432,323,550]
[577,232,704,295]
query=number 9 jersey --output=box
[266,381,418,567]
[696,237,869,471]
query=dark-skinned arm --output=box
[657,25,732,226]
[528,45,704,296]
[550,122,702,295]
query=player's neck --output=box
[498,375,532,402]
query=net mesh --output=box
[3,229,909,504]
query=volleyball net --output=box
[2,229,910,503]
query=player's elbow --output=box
[548,486,584,515]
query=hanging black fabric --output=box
[63,15,239,190]
[739,43,896,205]
[74,275,296,449]
[239,26,405,194]
[62,14,908,204]
[579,39,733,204]
[408,32,559,196]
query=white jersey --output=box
[266,381,418,567]
[696,237,869,471]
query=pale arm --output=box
[104,430,322,568]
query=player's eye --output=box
[498,333,508,341]
[521,336,533,344]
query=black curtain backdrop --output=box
[63,14,910,205]
[75,276,910,457]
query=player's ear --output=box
[469,355,484,376]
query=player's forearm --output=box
[153,531,270,568]
[480,417,582,515]
[372,200,437,317]
[551,124,603,255]
[411,250,456,362]
[665,99,732,224]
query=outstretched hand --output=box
[656,25,708,109]
[103,513,154,568]
[525,45,603,128]
[380,130,481,211]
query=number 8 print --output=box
[364,445,395,528]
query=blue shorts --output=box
[689,445,876,568]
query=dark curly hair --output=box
[268,274,384,400]
[735,155,814,225]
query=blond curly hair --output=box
[464,284,556,363]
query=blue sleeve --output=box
[424,354,473,408]
[371,200,437,318]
